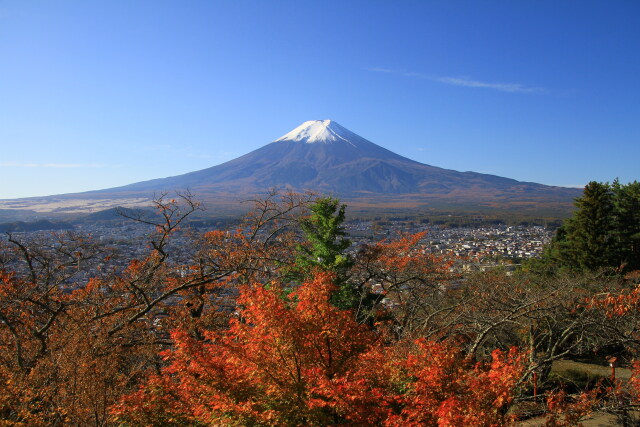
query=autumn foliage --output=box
[112,273,527,426]
[2,192,640,425]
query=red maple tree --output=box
[113,272,527,426]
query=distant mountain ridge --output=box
[0,120,582,216]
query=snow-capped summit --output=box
[274,120,360,145]
[59,120,581,214]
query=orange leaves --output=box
[355,231,456,295]
[388,342,525,426]
[114,272,378,425]
[371,232,453,274]
[584,271,640,320]
[115,273,526,426]
[291,335,527,426]
[589,284,640,318]
[544,388,599,427]
[630,361,640,401]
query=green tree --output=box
[293,197,356,309]
[612,180,640,270]
[564,181,616,270]
[539,180,640,273]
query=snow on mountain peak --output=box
[274,120,357,145]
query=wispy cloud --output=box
[435,76,543,93]
[0,162,109,168]
[365,66,395,73]
[367,67,544,94]
[403,71,431,79]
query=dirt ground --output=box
[517,359,634,426]
[519,412,620,426]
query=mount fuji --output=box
[110,119,434,194]
[0,120,582,216]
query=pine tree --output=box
[293,197,356,309]
[540,180,640,273]
[564,181,616,270]
[613,180,640,270]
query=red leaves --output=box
[370,232,455,277]
[544,388,599,427]
[313,341,526,426]
[589,284,640,318]
[115,273,526,426]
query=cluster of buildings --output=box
[1,219,555,285]
[423,225,552,260]
[344,219,554,262]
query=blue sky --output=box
[1,0,638,199]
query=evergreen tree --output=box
[294,197,357,309]
[564,181,616,270]
[539,180,640,273]
[613,180,640,270]
[296,197,352,273]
